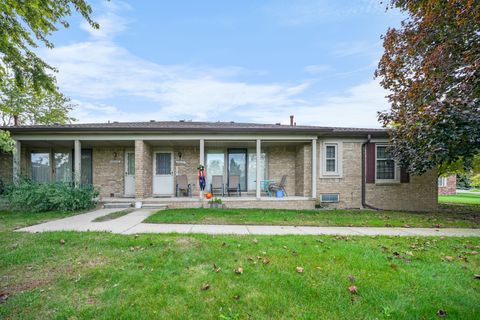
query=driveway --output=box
[18,208,480,237]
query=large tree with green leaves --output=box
[0,0,98,92]
[376,0,480,175]
[0,0,98,153]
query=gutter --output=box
[361,134,381,210]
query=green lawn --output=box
[145,206,480,228]
[439,193,480,205]
[1,210,480,319]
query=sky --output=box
[42,0,404,128]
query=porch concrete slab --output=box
[123,223,194,234]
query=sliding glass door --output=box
[228,149,247,191]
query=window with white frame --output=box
[324,143,338,174]
[376,145,395,180]
[438,176,447,187]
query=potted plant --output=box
[208,197,224,208]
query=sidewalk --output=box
[18,208,480,237]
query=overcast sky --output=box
[43,0,404,128]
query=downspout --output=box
[361,134,381,210]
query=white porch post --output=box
[12,140,21,184]
[311,138,317,200]
[74,140,81,187]
[199,139,205,199]
[256,139,261,199]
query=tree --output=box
[375,0,480,175]
[0,0,98,93]
[0,73,76,127]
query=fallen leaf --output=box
[252,239,258,244]
[295,266,304,273]
[262,257,270,265]
[233,295,240,300]
[348,286,358,294]
[129,246,143,252]
[347,275,356,283]
[444,256,454,262]
[390,263,398,270]
[404,224,411,228]
[234,267,244,275]
[474,274,480,279]
[59,239,66,245]
[435,224,442,229]
[405,251,414,256]
[470,251,478,255]
[201,283,210,291]
[436,309,447,317]
[213,263,221,273]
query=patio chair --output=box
[227,175,241,197]
[210,175,225,196]
[176,175,192,197]
[268,175,288,197]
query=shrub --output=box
[5,180,99,212]
[0,178,5,196]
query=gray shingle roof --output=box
[2,120,386,135]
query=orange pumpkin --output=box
[205,192,213,199]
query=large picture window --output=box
[376,145,395,180]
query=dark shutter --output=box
[366,143,376,183]
[400,167,410,183]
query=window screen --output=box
[320,194,339,203]
[156,153,171,175]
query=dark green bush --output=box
[5,180,99,212]
[0,178,5,196]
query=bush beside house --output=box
[5,180,98,212]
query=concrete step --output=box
[141,203,168,210]
[103,202,133,209]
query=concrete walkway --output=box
[18,208,480,237]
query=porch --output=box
[11,133,318,209]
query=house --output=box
[0,119,438,211]
[438,175,457,195]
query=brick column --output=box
[256,139,261,199]
[135,140,152,199]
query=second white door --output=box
[124,151,136,196]
[153,151,174,196]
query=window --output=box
[155,153,171,175]
[376,145,395,180]
[31,151,51,182]
[320,193,339,203]
[438,176,447,187]
[323,143,338,175]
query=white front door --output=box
[153,151,174,196]
[124,151,135,196]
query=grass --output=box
[145,205,480,228]
[92,208,134,222]
[0,211,479,319]
[439,193,480,205]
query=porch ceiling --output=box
[20,140,135,148]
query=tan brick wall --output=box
[317,142,362,208]
[93,147,125,197]
[135,140,152,198]
[316,140,438,211]
[173,146,200,196]
[0,152,13,184]
[295,144,312,197]
[366,169,438,211]
[267,146,296,196]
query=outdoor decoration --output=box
[197,164,206,191]
[205,192,213,199]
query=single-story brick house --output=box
[438,175,457,195]
[0,119,437,211]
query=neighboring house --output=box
[438,175,457,195]
[0,119,437,211]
